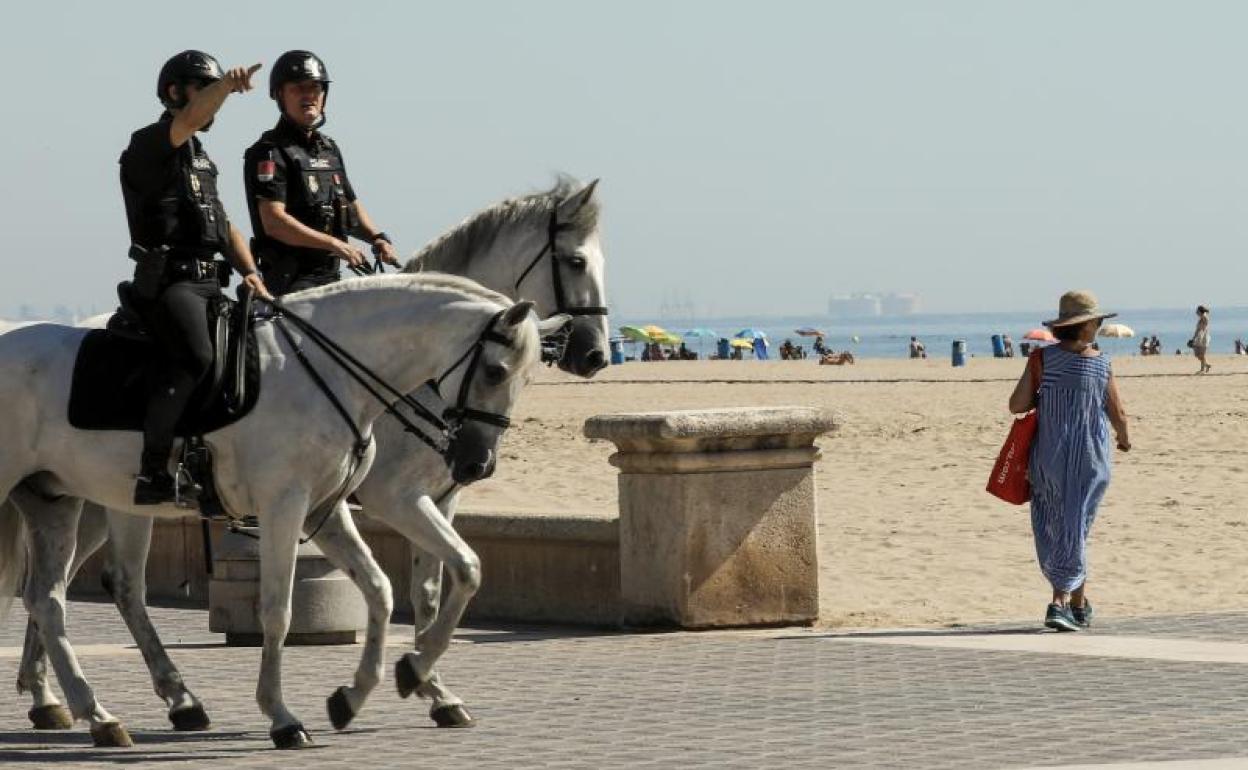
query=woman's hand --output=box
[1116,438,1131,452]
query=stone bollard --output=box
[584,406,835,628]
[208,528,368,645]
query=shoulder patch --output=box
[257,158,275,182]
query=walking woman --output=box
[1009,290,1131,632]
[1191,305,1211,374]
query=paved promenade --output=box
[2,600,1247,768]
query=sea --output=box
[614,306,1248,361]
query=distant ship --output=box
[827,293,919,319]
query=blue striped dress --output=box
[1029,345,1113,593]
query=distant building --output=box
[827,293,881,319]
[827,292,919,319]
[880,293,920,316]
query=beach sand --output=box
[460,353,1248,629]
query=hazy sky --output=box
[1,1,1246,318]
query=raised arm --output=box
[169,64,262,148]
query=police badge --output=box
[308,175,319,194]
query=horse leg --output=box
[103,510,210,731]
[389,492,478,728]
[309,501,393,731]
[16,498,106,730]
[13,488,132,747]
[409,490,458,645]
[256,500,314,749]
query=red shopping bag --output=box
[986,350,1043,504]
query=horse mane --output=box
[284,272,509,307]
[402,175,600,276]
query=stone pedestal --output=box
[208,527,367,645]
[584,407,835,628]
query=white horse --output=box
[11,178,606,735]
[0,274,549,749]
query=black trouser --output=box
[141,277,220,474]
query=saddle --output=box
[66,283,263,518]
[67,281,261,435]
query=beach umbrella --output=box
[642,324,672,340]
[729,337,754,349]
[735,328,767,340]
[1023,328,1056,342]
[619,325,652,343]
[794,326,826,337]
[683,327,717,358]
[1098,323,1135,338]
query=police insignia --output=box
[257,159,275,182]
[308,175,319,194]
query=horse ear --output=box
[502,300,536,328]
[536,313,573,338]
[557,178,599,220]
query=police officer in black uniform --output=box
[120,50,272,505]
[244,50,398,295]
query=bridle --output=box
[270,301,516,465]
[429,310,515,441]
[513,209,608,364]
[259,299,520,544]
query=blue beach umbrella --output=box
[735,328,767,340]
[683,328,717,358]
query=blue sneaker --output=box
[1044,603,1081,632]
[1071,601,1093,629]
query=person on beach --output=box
[1190,305,1211,374]
[1009,290,1130,632]
[909,336,926,358]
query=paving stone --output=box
[2,601,1248,768]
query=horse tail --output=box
[0,497,26,626]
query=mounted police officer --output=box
[244,50,398,295]
[120,50,272,505]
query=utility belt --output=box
[167,256,223,282]
[130,244,228,299]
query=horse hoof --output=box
[169,703,211,731]
[431,704,476,728]
[327,686,355,731]
[395,654,421,699]
[28,704,73,730]
[90,722,134,748]
[270,722,314,750]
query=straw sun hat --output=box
[1042,290,1117,328]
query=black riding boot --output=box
[134,447,199,506]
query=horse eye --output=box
[564,255,588,271]
[485,364,508,384]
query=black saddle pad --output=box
[67,320,260,435]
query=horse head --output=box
[438,299,561,484]
[548,178,609,378]
[404,176,610,379]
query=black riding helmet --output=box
[157,50,224,109]
[269,50,331,127]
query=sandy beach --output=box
[460,353,1248,629]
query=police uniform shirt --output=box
[120,113,228,254]
[243,118,357,249]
